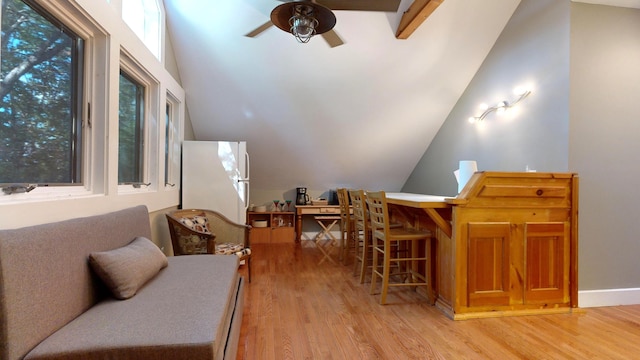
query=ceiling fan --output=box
[245,0,402,48]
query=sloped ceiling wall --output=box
[163,0,521,192]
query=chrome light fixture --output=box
[271,1,336,44]
[468,88,532,124]
[289,4,319,43]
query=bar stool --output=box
[337,188,355,264]
[313,215,341,264]
[366,190,434,305]
[349,189,370,283]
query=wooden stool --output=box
[313,215,341,264]
[337,188,356,264]
[366,191,434,305]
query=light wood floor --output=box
[236,242,640,359]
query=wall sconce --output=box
[468,87,531,124]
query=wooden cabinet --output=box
[447,172,578,319]
[385,172,577,319]
[465,221,569,308]
[247,211,295,244]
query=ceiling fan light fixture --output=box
[289,5,318,43]
[271,1,336,44]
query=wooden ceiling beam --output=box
[395,0,444,39]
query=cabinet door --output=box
[467,222,512,307]
[250,228,271,244]
[524,222,569,304]
[271,227,294,243]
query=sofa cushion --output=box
[24,255,242,360]
[89,237,168,300]
[215,243,244,255]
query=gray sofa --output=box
[0,205,244,360]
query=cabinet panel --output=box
[271,227,294,243]
[525,222,569,304]
[251,228,271,244]
[467,222,511,307]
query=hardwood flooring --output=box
[236,242,640,359]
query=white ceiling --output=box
[163,0,521,192]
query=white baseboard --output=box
[579,288,640,307]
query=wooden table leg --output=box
[296,212,303,242]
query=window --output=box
[122,0,161,60]
[164,92,180,189]
[164,103,171,186]
[0,0,84,186]
[118,71,145,184]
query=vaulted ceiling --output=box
[163,0,522,191]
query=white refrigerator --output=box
[181,141,250,224]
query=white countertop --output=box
[385,192,450,203]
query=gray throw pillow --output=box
[89,236,168,299]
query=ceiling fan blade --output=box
[245,21,274,38]
[321,30,344,48]
[316,0,401,12]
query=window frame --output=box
[117,50,160,194]
[0,0,86,187]
[118,70,145,185]
[164,91,181,190]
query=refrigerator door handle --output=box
[244,151,250,181]
[239,151,250,212]
[238,178,250,211]
[244,181,250,212]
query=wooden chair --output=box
[166,208,252,282]
[349,189,370,283]
[366,191,433,304]
[337,188,356,264]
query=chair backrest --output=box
[166,209,250,257]
[203,209,250,248]
[365,191,390,242]
[349,189,368,234]
[336,188,351,223]
[166,209,216,255]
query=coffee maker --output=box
[296,187,310,205]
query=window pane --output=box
[118,71,144,184]
[164,102,170,185]
[0,0,83,184]
[122,0,161,60]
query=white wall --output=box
[403,0,640,306]
[403,0,570,196]
[569,3,640,301]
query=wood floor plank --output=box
[236,243,640,359]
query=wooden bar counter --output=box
[387,171,579,320]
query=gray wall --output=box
[403,0,640,296]
[402,0,570,197]
[569,3,640,290]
